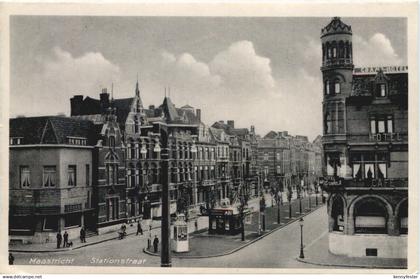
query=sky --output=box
[10,16,407,140]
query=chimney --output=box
[70,95,84,116]
[196,109,201,122]
[100,88,110,112]
[227,120,234,129]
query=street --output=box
[12,200,329,268]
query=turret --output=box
[321,17,354,99]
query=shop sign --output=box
[369,133,402,142]
[354,66,408,74]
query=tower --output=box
[321,17,353,178]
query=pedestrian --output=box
[9,253,14,265]
[153,235,159,253]
[80,227,86,243]
[194,219,198,232]
[56,231,62,249]
[63,231,69,248]
[136,222,143,235]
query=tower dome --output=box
[321,17,352,38]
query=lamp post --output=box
[153,123,171,268]
[298,184,302,215]
[314,182,319,206]
[276,191,281,225]
[299,217,305,259]
[256,171,262,236]
[287,185,292,219]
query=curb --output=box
[295,257,407,270]
[143,204,325,259]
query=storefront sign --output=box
[369,133,402,142]
[354,66,408,74]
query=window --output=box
[350,152,388,180]
[370,116,393,134]
[335,82,340,94]
[264,153,269,161]
[276,153,281,161]
[376,83,387,97]
[85,164,90,186]
[325,81,330,95]
[68,165,77,186]
[107,164,118,185]
[43,166,56,187]
[277,165,281,174]
[10,137,22,145]
[20,166,30,188]
[333,47,337,58]
[109,136,115,148]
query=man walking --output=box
[56,231,62,249]
[136,222,143,235]
[153,235,159,253]
[63,231,69,248]
[80,227,86,243]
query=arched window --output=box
[345,42,350,59]
[326,42,331,58]
[334,81,341,94]
[354,198,388,234]
[325,112,332,134]
[338,41,344,58]
[331,196,345,232]
[325,80,330,95]
[332,41,337,58]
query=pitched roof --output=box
[10,116,95,145]
[263,131,278,139]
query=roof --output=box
[351,71,408,97]
[155,97,200,125]
[10,116,95,145]
[264,131,278,139]
[321,17,352,38]
[113,98,134,127]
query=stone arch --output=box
[395,198,408,234]
[348,195,393,235]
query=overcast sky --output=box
[10,16,407,140]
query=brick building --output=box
[320,17,408,258]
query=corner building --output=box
[321,17,408,259]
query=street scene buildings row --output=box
[9,81,323,244]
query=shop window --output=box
[68,165,77,186]
[20,166,31,188]
[43,166,56,187]
[65,213,81,228]
[354,199,388,234]
[43,216,58,231]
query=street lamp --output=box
[298,185,302,215]
[299,217,305,259]
[153,123,171,268]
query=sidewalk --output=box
[144,195,325,258]
[9,216,208,253]
[296,230,407,269]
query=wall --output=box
[329,232,407,258]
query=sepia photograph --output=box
[1,2,418,275]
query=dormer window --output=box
[376,83,387,97]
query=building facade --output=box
[320,17,408,259]
[9,117,95,243]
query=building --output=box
[320,17,408,258]
[256,131,323,196]
[9,116,96,243]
